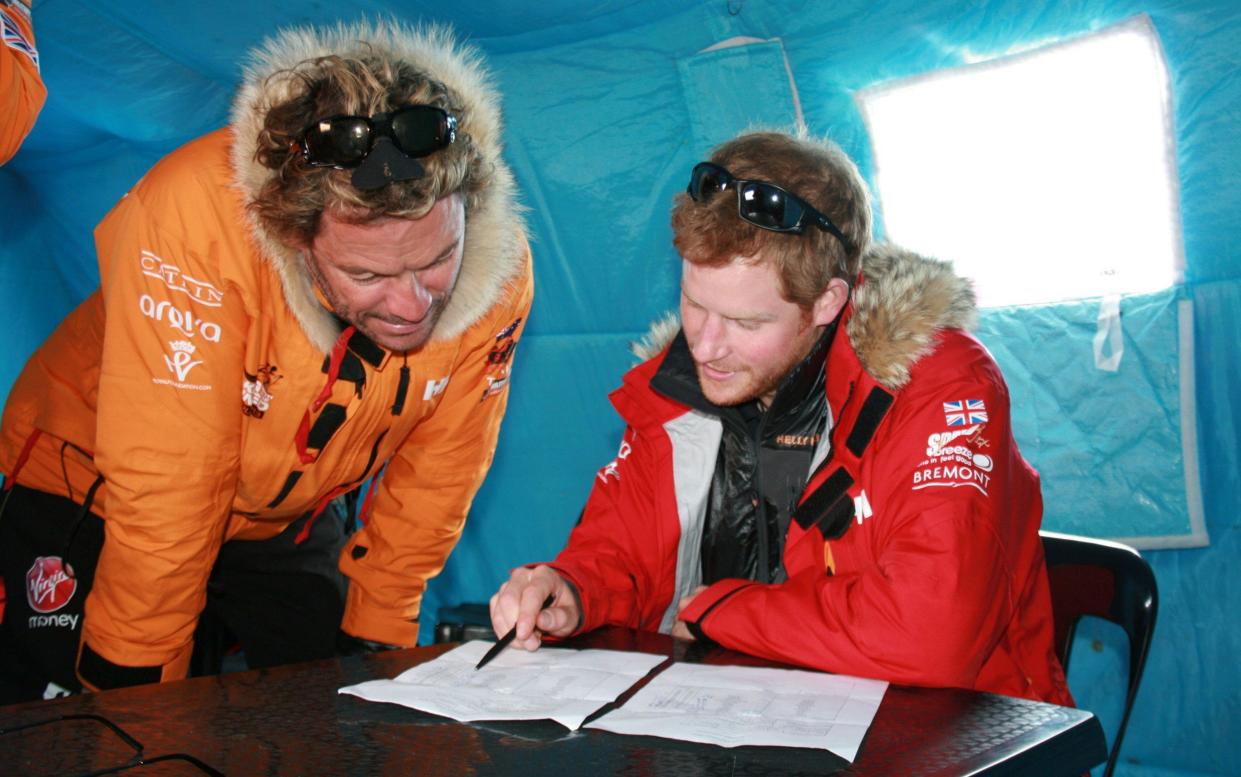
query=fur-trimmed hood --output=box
[230,20,527,353]
[634,243,977,391]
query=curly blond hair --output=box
[248,42,491,247]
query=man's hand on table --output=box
[489,565,580,651]
[670,585,708,641]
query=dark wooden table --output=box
[0,628,1105,776]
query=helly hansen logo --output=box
[140,250,224,307]
[775,433,821,448]
[424,377,449,400]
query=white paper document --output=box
[338,640,666,730]
[585,662,888,761]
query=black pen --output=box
[474,593,555,670]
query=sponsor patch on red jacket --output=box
[597,439,633,483]
[942,398,988,427]
[911,424,995,496]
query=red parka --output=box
[550,244,1072,705]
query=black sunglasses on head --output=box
[687,161,852,251]
[299,105,457,169]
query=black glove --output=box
[335,630,404,656]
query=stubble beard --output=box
[304,254,451,353]
[694,322,820,408]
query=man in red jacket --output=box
[491,130,1071,705]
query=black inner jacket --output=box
[650,319,838,584]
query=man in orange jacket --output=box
[1,0,44,164]
[0,20,533,702]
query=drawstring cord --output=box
[392,353,410,416]
[60,474,104,579]
[2,430,102,578]
[295,478,363,545]
[294,325,355,464]
[291,325,363,543]
[3,429,42,492]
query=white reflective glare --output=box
[858,15,1182,308]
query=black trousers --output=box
[0,484,351,704]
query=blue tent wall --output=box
[2,2,1237,774]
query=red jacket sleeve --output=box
[549,422,679,634]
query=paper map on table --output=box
[339,640,665,730]
[585,662,887,761]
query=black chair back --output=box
[1041,530,1158,777]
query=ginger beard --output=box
[680,257,840,407]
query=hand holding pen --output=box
[483,565,581,665]
[476,593,555,669]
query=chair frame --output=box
[1040,530,1158,777]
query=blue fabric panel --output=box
[678,40,799,154]
[489,34,691,337]
[976,288,1199,545]
[33,2,232,145]
[0,170,75,396]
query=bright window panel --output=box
[858,16,1183,308]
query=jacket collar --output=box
[634,243,978,395]
[842,242,977,390]
[648,320,835,444]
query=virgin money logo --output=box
[26,556,78,614]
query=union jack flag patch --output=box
[2,11,38,70]
[943,399,987,427]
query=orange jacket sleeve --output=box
[1,2,45,164]
[81,172,247,681]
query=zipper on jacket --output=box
[752,414,771,584]
[391,353,410,416]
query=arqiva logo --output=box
[26,556,78,614]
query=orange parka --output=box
[1,0,45,163]
[0,25,532,684]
